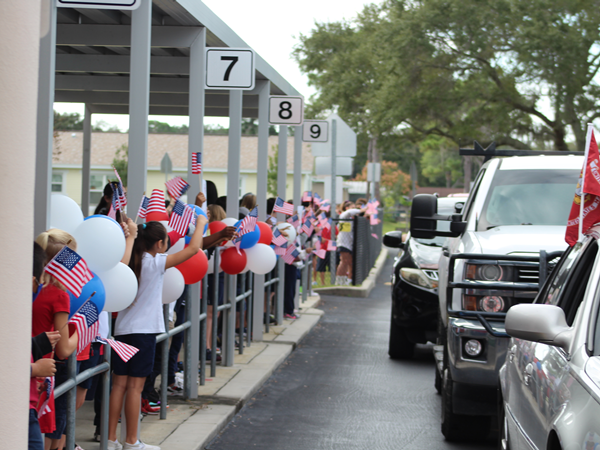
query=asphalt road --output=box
[207,253,496,450]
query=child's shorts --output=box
[112,334,157,378]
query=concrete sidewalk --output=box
[73,295,323,450]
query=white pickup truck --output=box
[410,150,582,441]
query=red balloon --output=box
[209,221,226,236]
[256,222,273,245]
[176,249,208,284]
[146,211,169,222]
[220,247,247,275]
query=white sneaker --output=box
[108,440,123,450]
[123,440,161,450]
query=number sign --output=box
[56,0,140,8]
[205,48,255,90]
[302,121,328,142]
[269,96,304,126]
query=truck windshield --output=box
[478,169,579,231]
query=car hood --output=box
[409,239,442,269]
[474,225,569,255]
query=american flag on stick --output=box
[274,242,288,255]
[112,167,127,208]
[239,207,258,235]
[327,240,337,251]
[37,376,55,418]
[272,228,288,247]
[315,248,327,259]
[44,246,93,298]
[68,299,100,355]
[282,245,299,264]
[319,201,331,212]
[191,152,202,175]
[273,197,294,216]
[165,176,190,200]
[302,191,312,202]
[137,195,150,219]
[96,337,139,362]
[301,219,313,236]
[286,214,300,228]
[169,200,194,236]
[148,189,167,214]
[313,192,322,205]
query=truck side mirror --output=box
[410,194,438,239]
[383,231,404,249]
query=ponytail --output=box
[129,221,167,283]
[35,228,77,288]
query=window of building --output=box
[90,173,112,213]
[51,172,65,193]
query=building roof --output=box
[52,131,314,172]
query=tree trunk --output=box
[371,137,380,201]
[366,138,372,199]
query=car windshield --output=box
[477,169,579,231]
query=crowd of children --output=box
[28,181,371,450]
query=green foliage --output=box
[294,0,600,160]
[148,120,188,134]
[418,136,463,187]
[112,144,128,186]
[267,147,279,197]
[54,111,83,130]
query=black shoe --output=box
[146,388,160,404]
[206,349,222,363]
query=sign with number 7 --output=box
[269,96,304,126]
[205,48,255,90]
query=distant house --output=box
[52,131,314,214]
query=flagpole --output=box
[579,124,594,242]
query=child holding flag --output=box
[108,215,208,450]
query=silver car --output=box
[499,229,600,449]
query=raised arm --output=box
[165,214,208,269]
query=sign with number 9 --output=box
[302,121,329,142]
[269,96,304,125]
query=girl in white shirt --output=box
[107,216,207,450]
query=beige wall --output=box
[0,1,42,446]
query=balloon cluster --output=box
[209,218,277,276]
[51,193,138,314]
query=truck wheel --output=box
[388,314,415,359]
[441,369,491,441]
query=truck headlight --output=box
[462,294,506,312]
[464,339,483,357]
[465,264,513,281]
[400,268,438,289]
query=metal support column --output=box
[81,104,92,216]
[184,26,206,399]
[252,80,270,340]
[330,120,337,285]
[34,0,57,235]
[225,90,242,366]
[293,127,302,208]
[276,126,288,324]
[127,0,152,218]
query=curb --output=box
[313,248,389,297]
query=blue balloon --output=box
[233,222,260,249]
[69,272,106,318]
[190,205,208,234]
[185,235,191,245]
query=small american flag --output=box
[286,214,300,228]
[192,152,202,175]
[370,214,380,225]
[272,228,288,247]
[165,176,190,200]
[282,245,299,264]
[301,219,313,236]
[313,192,322,205]
[366,199,379,215]
[112,167,127,208]
[238,207,258,235]
[327,240,337,251]
[315,248,327,259]
[37,376,54,418]
[319,201,331,212]
[111,186,121,212]
[138,196,150,219]
[302,191,312,202]
[148,189,167,214]
[274,242,288,255]
[96,337,139,362]
[44,246,93,298]
[69,300,100,354]
[169,200,194,236]
[273,197,294,216]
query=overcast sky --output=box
[54,0,373,130]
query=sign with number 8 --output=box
[269,96,304,126]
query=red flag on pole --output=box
[565,126,600,246]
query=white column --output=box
[81,104,92,216]
[127,0,152,217]
[276,126,288,324]
[0,1,43,446]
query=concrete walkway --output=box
[73,295,323,450]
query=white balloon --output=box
[167,235,185,254]
[97,263,138,312]
[50,194,84,234]
[222,217,238,227]
[159,220,169,228]
[72,216,126,272]
[276,223,297,245]
[162,267,185,304]
[245,244,277,275]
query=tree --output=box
[354,160,411,206]
[112,144,128,186]
[148,120,188,134]
[267,148,279,197]
[54,111,83,130]
[418,136,463,188]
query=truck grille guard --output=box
[446,250,563,338]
